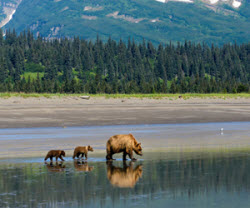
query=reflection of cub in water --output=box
[45,162,65,172]
[107,162,143,188]
[74,160,94,172]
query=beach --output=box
[0,96,249,159]
[0,96,250,128]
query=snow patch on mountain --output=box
[209,0,219,4]
[232,0,241,7]
[82,15,98,20]
[60,6,69,12]
[0,0,22,28]
[84,6,103,12]
[150,18,161,23]
[154,0,243,8]
[107,11,145,23]
[155,0,193,3]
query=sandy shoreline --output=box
[0,121,249,159]
[0,96,249,159]
[0,96,250,128]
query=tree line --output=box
[0,29,249,94]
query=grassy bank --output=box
[0,93,250,99]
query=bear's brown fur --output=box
[44,150,66,162]
[107,162,143,188]
[72,145,93,160]
[106,134,142,161]
[74,161,94,172]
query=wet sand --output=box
[0,96,250,128]
[0,97,249,159]
[0,122,249,159]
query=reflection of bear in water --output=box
[107,162,143,188]
[74,160,94,172]
[45,162,66,172]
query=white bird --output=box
[220,128,224,135]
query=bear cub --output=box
[44,150,66,162]
[73,145,94,160]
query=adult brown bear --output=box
[72,145,94,160]
[44,150,66,162]
[106,134,142,161]
[107,162,143,188]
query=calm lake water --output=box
[0,152,250,208]
[0,122,250,207]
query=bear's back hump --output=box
[75,146,87,151]
[110,134,134,145]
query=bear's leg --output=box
[123,151,127,161]
[106,150,112,160]
[128,150,137,161]
[59,155,65,161]
[76,152,80,159]
[106,154,111,160]
[111,153,116,160]
[44,154,49,161]
[106,153,115,161]
[72,151,76,159]
[128,151,133,159]
[56,156,59,162]
[50,156,53,162]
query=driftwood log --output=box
[80,96,90,100]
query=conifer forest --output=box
[0,29,249,94]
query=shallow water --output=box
[0,122,250,207]
[0,122,250,159]
[1,122,250,141]
[0,152,250,208]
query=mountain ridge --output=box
[0,0,249,44]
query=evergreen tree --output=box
[0,30,248,94]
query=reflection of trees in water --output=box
[0,154,249,207]
[107,162,143,188]
[147,155,250,198]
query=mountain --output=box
[0,0,22,27]
[0,0,249,44]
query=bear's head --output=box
[61,150,66,157]
[135,165,143,178]
[88,145,94,152]
[134,143,143,156]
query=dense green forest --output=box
[0,29,249,94]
